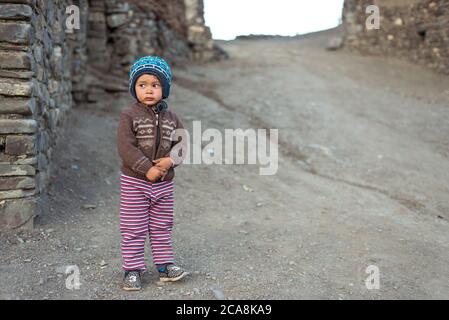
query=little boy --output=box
[117,56,187,291]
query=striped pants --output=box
[119,173,175,271]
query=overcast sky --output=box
[204,0,345,40]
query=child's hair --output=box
[129,56,172,100]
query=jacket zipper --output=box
[153,112,160,161]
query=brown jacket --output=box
[117,101,186,182]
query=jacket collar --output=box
[135,100,168,114]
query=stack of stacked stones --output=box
[74,0,226,104]
[0,0,73,229]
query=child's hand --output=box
[146,166,166,182]
[152,157,174,171]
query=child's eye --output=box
[153,84,160,88]
[139,84,146,88]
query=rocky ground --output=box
[1,28,448,300]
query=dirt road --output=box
[1,28,448,299]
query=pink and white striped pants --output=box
[119,173,175,271]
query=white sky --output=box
[204,0,345,40]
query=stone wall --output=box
[0,0,73,229]
[0,0,223,230]
[72,0,226,104]
[343,0,449,74]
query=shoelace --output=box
[168,265,180,271]
[127,271,140,282]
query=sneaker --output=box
[159,264,188,282]
[123,270,142,291]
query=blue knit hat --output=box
[129,56,172,100]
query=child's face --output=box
[135,74,163,106]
